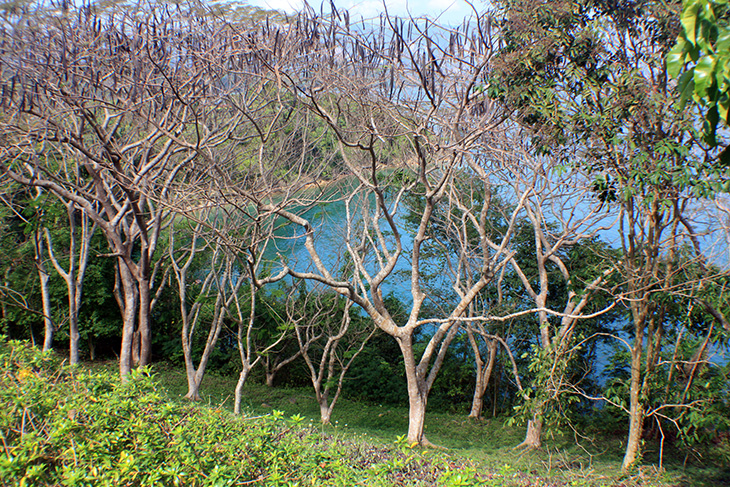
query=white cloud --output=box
[247,0,483,25]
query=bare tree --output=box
[290,284,375,424]
[43,197,98,365]
[0,2,250,377]
[466,326,498,419]
[500,147,618,449]
[214,8,547,445]
[169,214,233,401]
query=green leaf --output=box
[716,27,730,51]
[678,69,696,108]
[667,40,688,78]
[694,54,717,97]
[703,104,720,146]
[702,0,718,24]
[681,0,701,46]
[719,94,730,122]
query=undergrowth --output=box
[0,339,714,486]
[0,339,527,486]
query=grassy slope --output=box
[151,363,726,487]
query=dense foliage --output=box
[0,338,497,486]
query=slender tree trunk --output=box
[469,336,497,419]
[138,277,152,366]
[234,364,252,415]
[68,288,80,365]
[39,265,53,352]
[88,336,96,361]
[1,270,8,323]
[493,358,501,418]
[43,202,96,366]
[622,341,644,472]
[35,233,54,352]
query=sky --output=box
[246,0,482,26]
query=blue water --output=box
[263,184,418,305]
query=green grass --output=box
[148,363,726,487]
[6,342,727,486]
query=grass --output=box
[146,362,728,487]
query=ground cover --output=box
[1,341,724,486]
[155,363,727,487]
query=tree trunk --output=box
[314,382,333,424]
[406,386,428,446]
[319,402,333,425]
[88,336,96,361]
[622,343,644,472]
[69,312,80,365]
[469,379,486,419]
[520,415,543,449]
[234,365,252,415]
[68,282,80,365]
[265,371,276,388]
[469,337,497,419]
[138,277,152,366]
[184,366,202,401]
[399,333,430,446]
[35,233,54,352]
[39,267,53,352]
[118,261,138,380]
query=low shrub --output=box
[0,338,483,486]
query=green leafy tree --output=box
[492,0,730,471]
[668,0,730,149]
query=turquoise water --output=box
[262,183,418,305]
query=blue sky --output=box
[246,0,483,25]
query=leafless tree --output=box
[43,196,98,365]
[500,145,618,449]
[466,326,498,419]
[169,213,234,401]
[0,1,255,377]
[289,283,375,424]
[212,8,545,445]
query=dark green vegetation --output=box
[1,339,466,486]
[1,339,724,487]
[1,0,730,483]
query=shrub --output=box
[0,338,482,486]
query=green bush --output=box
[0,338,483,486]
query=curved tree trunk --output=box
[234,365,252,415]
